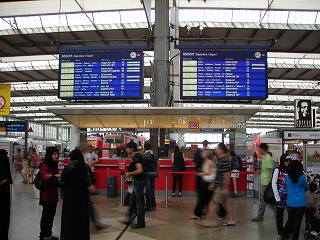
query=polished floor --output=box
[9,176,306,240]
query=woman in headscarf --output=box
[39,147,60,240]
[272,153,292,237]
[60,149,91,240]
[0,149,12,240]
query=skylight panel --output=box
[0,18,12,30]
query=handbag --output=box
[33,171,49,190]
[263,168,280,204]
[0,179,10,191]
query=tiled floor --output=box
[9,178,305,240]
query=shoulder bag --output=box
[263,168,280,204]
[34,170,49,190]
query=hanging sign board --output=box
[0,84,11,116]
[295,100,312,128]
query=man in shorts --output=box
[230,151,242,198]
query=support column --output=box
[170,5,181,107]
[70,124,80,150]
[159,129,166,147]
[150,128,159,154]
[154,0,170,107]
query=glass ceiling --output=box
[0,9,319,35]
[1,57,320,72]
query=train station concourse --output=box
[0,0,320,240]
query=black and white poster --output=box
[295,100,312,128]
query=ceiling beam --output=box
[278,69,292,79]
[295,69,311,79]
[290,31,313,52]
[0,36,27,55]
[0,71,24,81]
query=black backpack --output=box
[143,152,158,173]
[232,156,242,170]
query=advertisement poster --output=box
[306,145,320,175]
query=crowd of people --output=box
[0,140,318,240]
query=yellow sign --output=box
[0,84,11,116]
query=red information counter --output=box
[88,158,248,195]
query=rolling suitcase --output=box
[107,175,118,197]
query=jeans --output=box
[172,175,183,193]
[281,206,306,240]
[194,181,213,217]
[276,207,285,234]
[40,201,57,238]
[145,173,157,211]
[129,181,146,225]
[258,185,267,218]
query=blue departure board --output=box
[180,51,268,100]
[6,123,25,132]
[58,51,144,99]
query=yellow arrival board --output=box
[0,84,11,116]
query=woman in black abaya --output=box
[0,149,13,240]
[60,149,90,240]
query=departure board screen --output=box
[180,51,268,100]
[58,51,144,99]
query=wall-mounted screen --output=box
[180,51,268,100]
[59,51,144,99]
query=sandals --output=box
[222,222,236,226]
[190,215,200,220]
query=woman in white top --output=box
[272,154,292,237]
[190,150,215,219]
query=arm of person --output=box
[41,164,54,181]
[183,153,186,162]
[125,163,143,178]
[200,160,213,176]
[271,168,281,202]
[171,153,174,164]
[87,156,95,167]
[302,176,310,191]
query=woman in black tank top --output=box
[171,146,186,197]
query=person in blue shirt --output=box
[281,160,310,240]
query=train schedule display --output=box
[180,51,268,100]
[59,51,144,100]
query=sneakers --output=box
[230,192,238,198]
[251,217,263,221]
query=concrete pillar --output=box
[150,128,159,154]
[170,6,181,107]
[70,124,80,151]
[159,129,166,147]
[154,0,170,107]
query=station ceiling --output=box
[0,0,319,129]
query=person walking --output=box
[193,140,209,192]
[123,141,146,229]
[230,150,242,198]
[272,154,292,237]
[39,147,60,240]
[199,143,235,227]
[281,160,309,240]
[13,148,27,183]
[171,146,186,197]
[252,143,274,221]
[191,150,215,219]
[0,149,13,240]
[143,143,159,212]
[60,149,92,240]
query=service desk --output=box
[91,158,248,196]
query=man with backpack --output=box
[230,151,242,198]
[143,143,159,212]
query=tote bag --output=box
[263,168,279,204]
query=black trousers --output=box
[276,207,285,234]
[172,175,183,193]
[281,206,305,240]
[194,181,213,217]
[305,207,316,231]
[40,201,57,238]
[0,188,10,240]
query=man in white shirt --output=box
[82,144,99,171]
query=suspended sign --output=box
[294,100,312,128]
[0,84,11,116]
